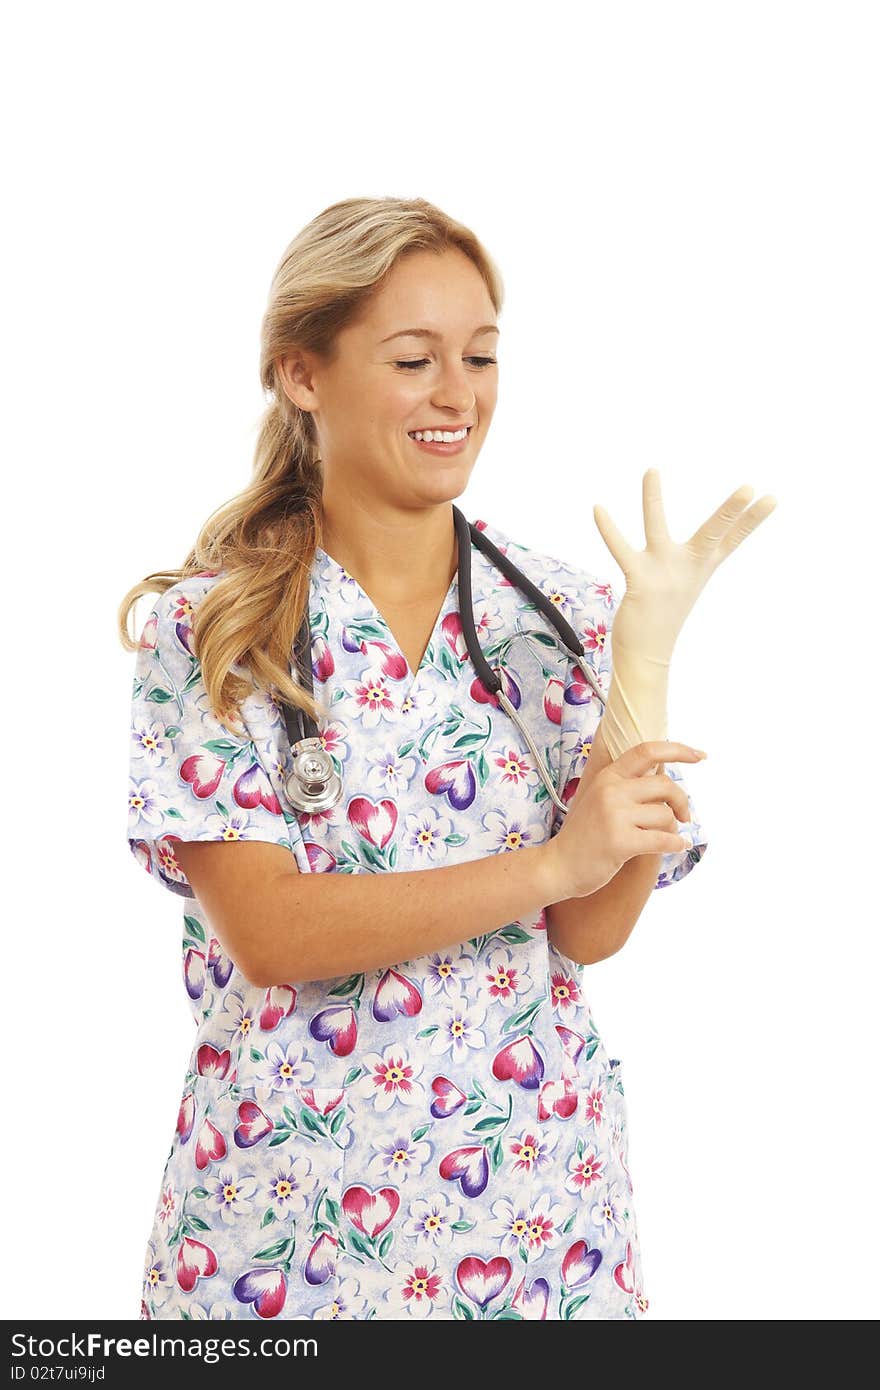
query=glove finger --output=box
[642,467,671,547]
[686,483,756,557]
[716,494,779,561]
[593,503,639,574]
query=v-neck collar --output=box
[313,543,461,705]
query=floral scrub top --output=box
[127,516,708,1322]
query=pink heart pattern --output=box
[430,1075,467,1119]
[439,1146,490,1198]
[194,1116,227,1171]
[372,968,423,1022]
[233,1101,274,1149]
[232,1267,288,1319]
[492,1035,545,1090]
[176,1237,218,1293]
[347,796,397,848]
[341,1185,400,1239]
[424,760,477,811]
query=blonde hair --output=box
[117,195,505,733]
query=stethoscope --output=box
[280,505,607,817]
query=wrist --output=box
[598,659,670,763]
[533,838,574,905]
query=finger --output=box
[647,829,691,854]
[715,494,778,563]
[686,483,757,558]
[633,777,691,819]
[642,467,671,547]
[635,802,686,833]
[593,502,640,574]
[615,742,707,777]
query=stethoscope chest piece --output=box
[284,737,342,813]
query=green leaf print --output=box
[202,739,244,757]
[500,999,543,1036]
[260,1209,276,1228]
[416,1026,439,1039]
[450,1220,475,1233]
[359,841,385,870]
[253,1236,295,1262]
[377,1231,394,1259]
[410,1124,431,1141]
[491,1308,524,1320]
[190,1186,210,1199]
[146,686,173,703]
[330,973,362,997]
[469,1115,508,1135]
[453,1296,475,1320]
[564,1294,592,1319]
[183,916,206,943]
[330,1108,347,1136]
[187,1216,211,1232]
[561,1212,577,1234]
[497,925,532,945]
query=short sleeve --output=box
[550,575,708,890]
[127,579,291,899]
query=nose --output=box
[432,360,477,415]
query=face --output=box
[278,247,499,511]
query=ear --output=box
[276,349,320,412]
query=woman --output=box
[120,195,775,1321]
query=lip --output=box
[408,424,474,436]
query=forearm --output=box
[546,849,662,966]
[545,703,666,967]
[249,843,562,986]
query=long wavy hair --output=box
[117,195,505,733]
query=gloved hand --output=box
[592,468,777,769]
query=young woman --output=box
[119,195,775,1321]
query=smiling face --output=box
[279,247,499,512]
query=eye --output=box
[394,357,498,371]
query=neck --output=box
[318,496,459,602]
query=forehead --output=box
[355,248,496,339]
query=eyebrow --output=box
[379,324,500,343]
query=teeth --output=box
[409,427,470,443]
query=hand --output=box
[545,741,707,900]
[593,468,778,665]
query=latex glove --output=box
[593,468,778,766]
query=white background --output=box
[3,1,877,1321]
